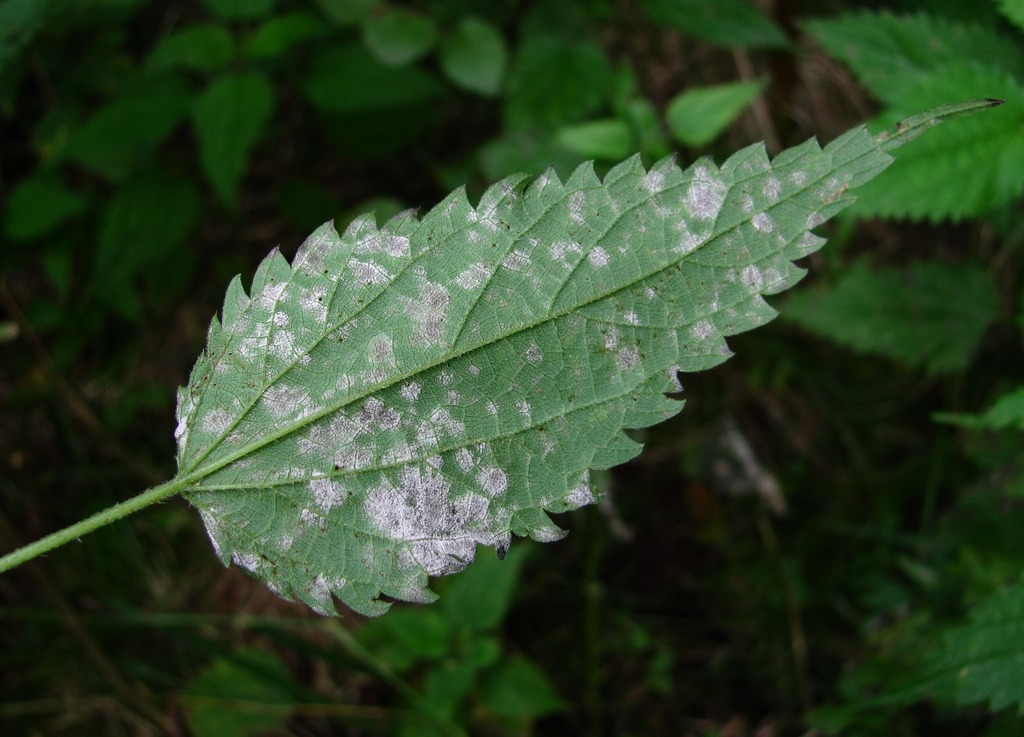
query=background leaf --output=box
[62,74,194,180]
[184,648,296,737]
[244,11,329,59]
[146,24,235,74]
[438,17,507,96]
[4,173,86,241]
[784,260,998,374]
[643,0,788,49]
[666,79,767,147]
[805,10,1024,104]
[555,119,633,160]
[904,584,1024,715]
[192,71,275,206]
[997,0,1024,31]
[314,0,379,26]
[94,173,200,316]
[362,7,436,67]
[504,37,613,131]
[199,0,276,21]
[482,655,564,719]
[304,44,441,113]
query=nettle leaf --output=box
[852,64,1024,221]
[172,109,977,616]
[998,0,1024,32]
[904,583,1024,715]
[193,71,275,206]
[643,0,788,50]
[784,259,999,374]
[805,11,1024,105]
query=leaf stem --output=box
[876,98,1005,151]
[0,478,184,574]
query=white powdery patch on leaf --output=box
[588,246,610,267]
[364,465,494,576]
[262,384,313,421]
[309,477,347,511]
[752,212,774,233]
[476,466,509,497]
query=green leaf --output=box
[244,11,329,59]
[0,0,50,74]
[478,130,584,181]
[173,116,913,616]
[482,656,564,719]
[913,583,1024,715]
[315,0,378,26]
[95,173,199,316]
[438,17,507,96]
[665,79,767,147]
[784,260,998,374]
[853,64,1024,221]
[439,544,528,631]
[200,0,276,20]
[997,0,1024,31]
[358,607,452,670]
[192,71,275,206]
[936,388,1024,431]
[504,37,613,131]
[362,7,436,66]
[304,44,442,113]
[183,648,295,737]
[643,0,787,49]
[804,11,1024,106]
[62,74,194,180]
[4,173,86,241]
[146,24,235,74]
[555,119,633,161]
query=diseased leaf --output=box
[784,260,998,374]
[174,117,905,616]
[192,71,275,206]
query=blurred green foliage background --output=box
[2,0,1024,735]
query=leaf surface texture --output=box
[175,129,892,615]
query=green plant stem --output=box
[876,98,1004,150]
[0,478,185,574]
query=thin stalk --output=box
[0,478,185,574]
[876,98,1004,151]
